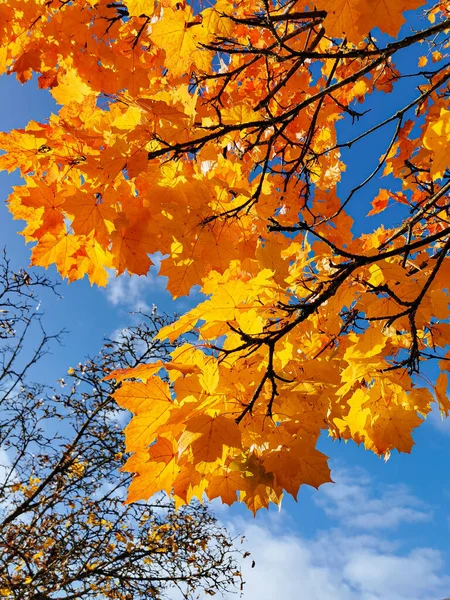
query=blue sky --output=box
[1,47,450,600]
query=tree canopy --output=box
[0,254,245,599]
[1,0,450,511]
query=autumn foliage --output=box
[1,0,450,511]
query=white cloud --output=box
[0,447,14,487]
[105,253,166,311]
[316,467,430,529]
[235,525,352,600]
[213,467,450,600]
[106,273,155,312]
[0,447,19,513]
[105,252,203,317]
[427,406,450,436]
[343,547,447,599]
[224,519,450,600]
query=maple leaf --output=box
[206,470,245,506]
[125,0,157,18]
[150,6,212,76]
[264,446,332,499]
[179,415,242,463]
[71,236,114,286]
[107,360,200,383]
[315,0,426,42]
[0,124,51,175]
[344,328,387,361]
[366,402,423,455]
[435,372,450,416]
[51,67,93,105]
[125,454,180,502]
[423,108,450,180]
[63,190,116,245]
[10,49,41,83]
[30,231,83,280]
[367,189,390,216]
[111,216,155,276]
[13,180,65,239]
[115,379,173,452]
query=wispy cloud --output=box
[0,446,19,512]
[229,523,449,600]
[106,272,159,312]
[428,406,450,436]
[316,467,430,529]
[214,467,450,600]
[105,254,166,312]
[0,447,14,487]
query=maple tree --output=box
[0,255,245,599]
[1,0,450,511]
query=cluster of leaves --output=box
[0,254,244,599]
[1,0,450,510]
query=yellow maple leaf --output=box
[263,444,332,500]
[115,380,173,452]
[150,7,212,76]
[126,457,179,502]
[31,231,82,279]
[345,327,387,361]
[51,67,93,105]
[179,415,242,463]
[316,0,425,42]
[435,372,450,416]
[423,108,450,180]
[125,0,156,17]
[206,469,245,506]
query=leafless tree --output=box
[0,250,245,600]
